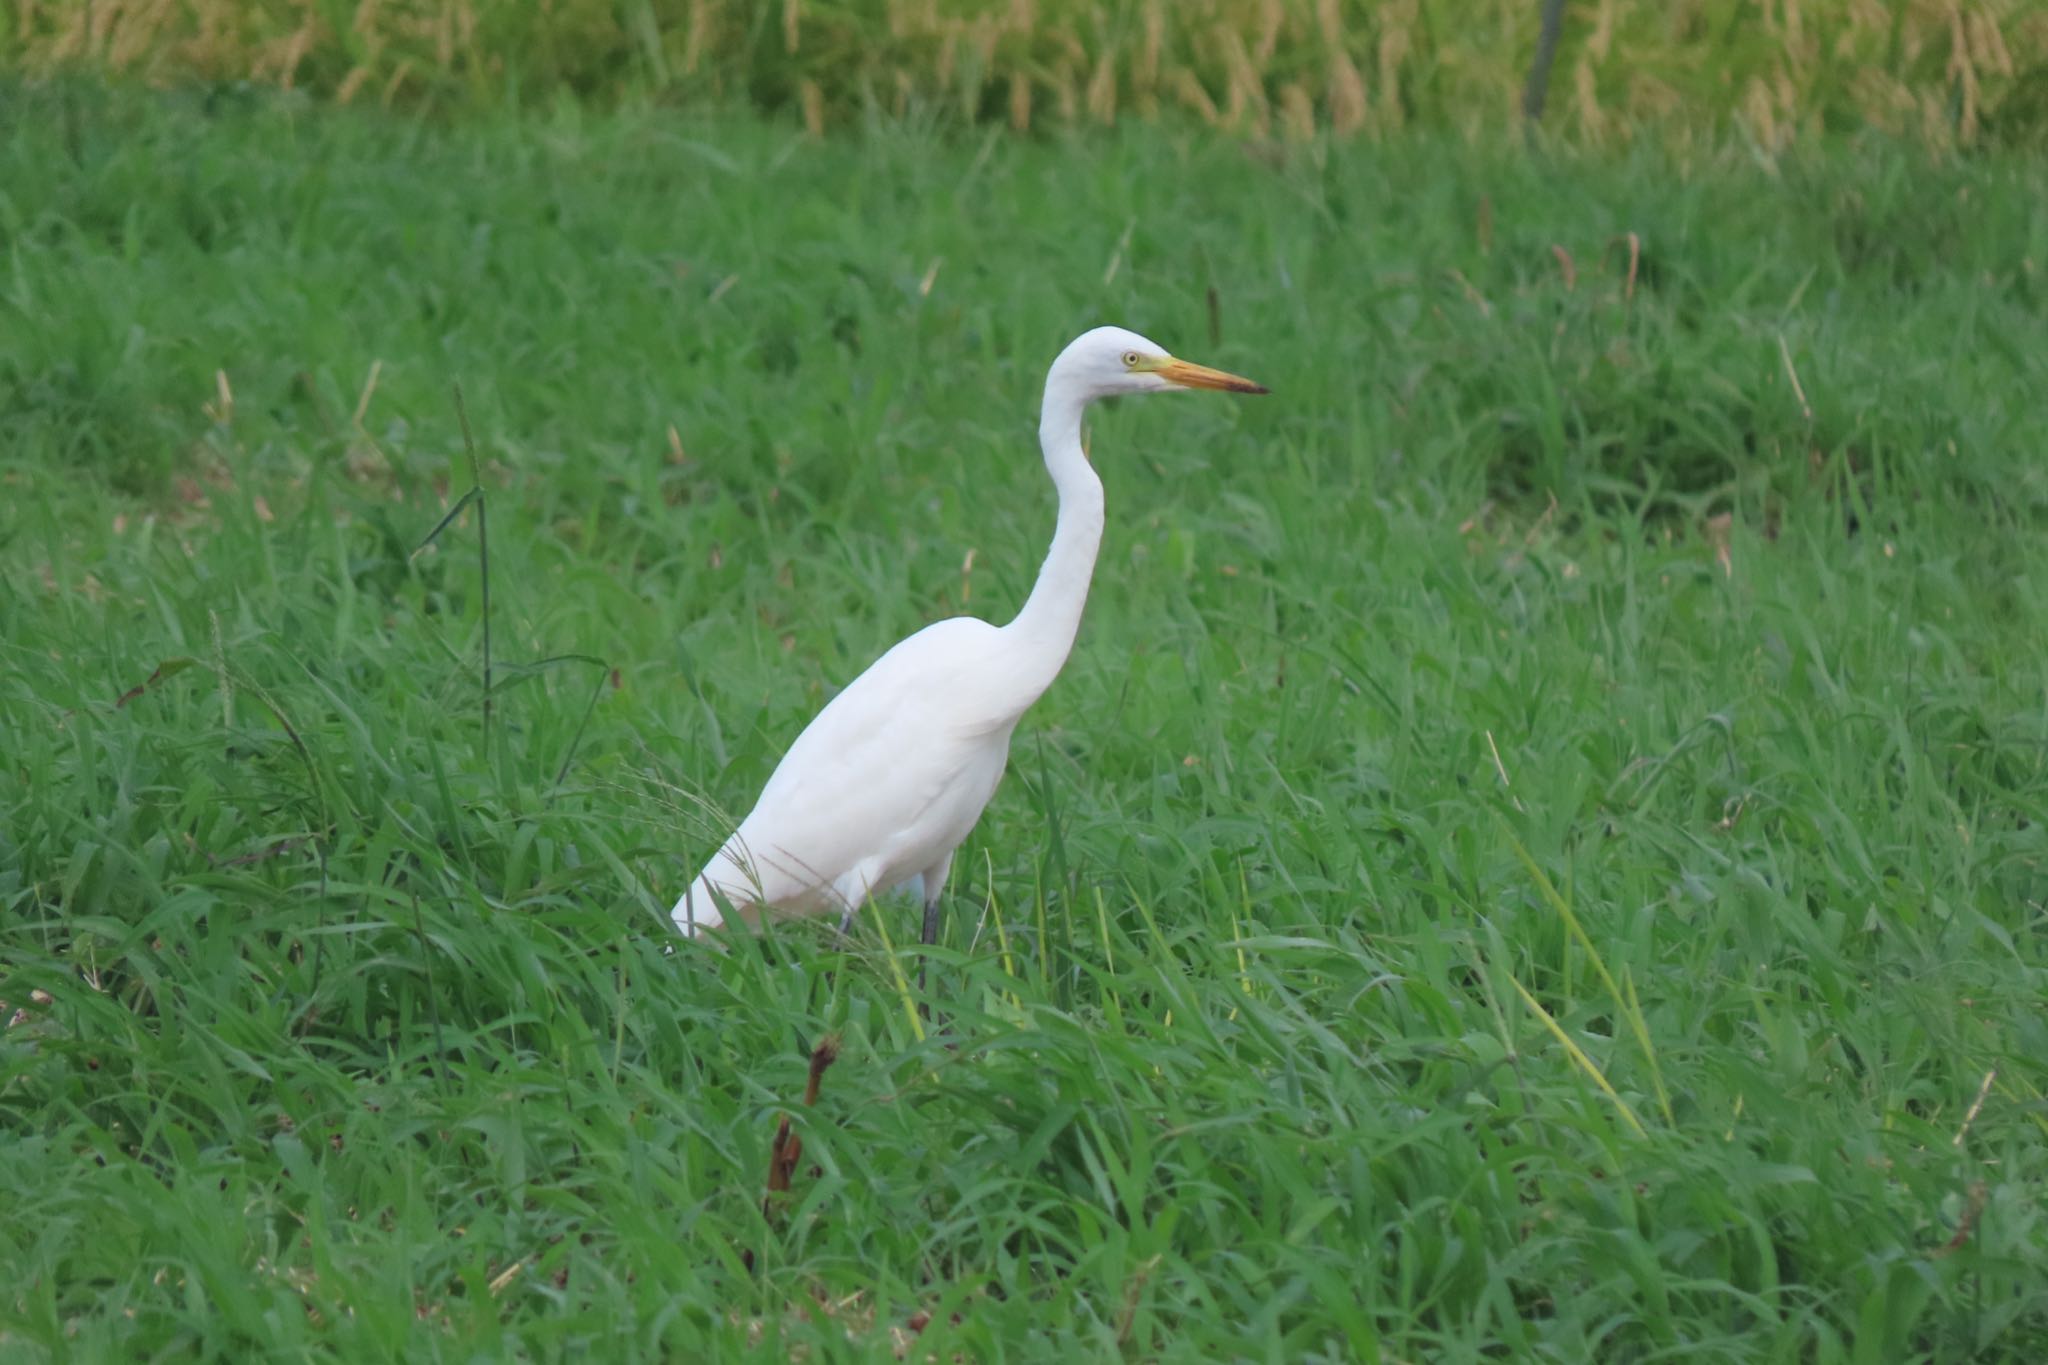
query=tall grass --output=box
[3,83,2046,1357]
[9,0,2048,147]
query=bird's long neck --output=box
[1004,380,1103,701]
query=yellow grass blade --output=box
[985,852,1020,1014]
[1507,831,1673,1127]
[866,903,924,1045]
[1509,972,1648,1139]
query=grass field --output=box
[3,82,2048,1360]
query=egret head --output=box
[1051,325,1269,404]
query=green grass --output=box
[3,82,2048,1360]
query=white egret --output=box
[672,325,1266,947]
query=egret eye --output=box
[1122,351,1141,368]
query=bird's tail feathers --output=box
[671,839,767,938]
[669,877,727,937]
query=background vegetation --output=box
[8,0,2048,148]
[3,78,2046,1357]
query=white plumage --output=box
[672,325,1266,945]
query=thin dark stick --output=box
[1522,0,1569,126]
[452,385,492,750]
[551,659,613,793]
[310,841,330,1007]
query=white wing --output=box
[673,616,1024,932]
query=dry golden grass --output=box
[10,0,2048,146]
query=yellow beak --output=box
[1151,356,1270,394]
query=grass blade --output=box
[1509,972,1649,1140]
[1505,828,1674,1128]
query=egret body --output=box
[672,326,1266,944]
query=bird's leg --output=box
[835,902,859,940]
[914,853,953,997]
[917,852,953,950]
[917,890,942,996]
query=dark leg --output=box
[912,853,954,1001]
[917,890,941,996]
